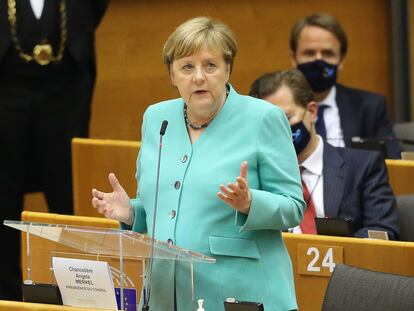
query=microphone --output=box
[142,120,168,311]
[160,120,168,136]
[352,136,414,145]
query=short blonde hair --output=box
[162,17,237,73]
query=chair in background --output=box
[71,138,140,217]
[396,195,414,242]
[394,122,414,152]
[321,264,414,311]
[385,159,414,195]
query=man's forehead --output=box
[297,25,340,47]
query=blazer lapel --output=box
[336,84,357,146]
[323,143,346,217]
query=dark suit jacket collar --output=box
[0,0,11,60]
[323,142,346,217]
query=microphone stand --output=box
[142,120,168,311]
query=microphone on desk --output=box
[142,120,168,311]
[326,136,414,146]
[351,136,414,145]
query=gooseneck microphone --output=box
[142,120,168,311]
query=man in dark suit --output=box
[289,13,401,159]
[0,0,108,300]
[249,69,399,239]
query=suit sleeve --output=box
[355,152,399,239]
[239,107,306,231]
[372,96,401,159]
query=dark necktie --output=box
[315,104,327,140]
[299,168,317,234]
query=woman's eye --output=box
[205,63,217,72]
[182,64,193,71]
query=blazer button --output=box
[174,181,181,189]
[169,210,176,219]
[181,155,188,163]
[167,239,174,245]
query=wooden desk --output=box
[20,213,414,310]
[283,233,414,310]
[0,300,115,310]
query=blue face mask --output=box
[291,121,311,155]
[297,59,338,92]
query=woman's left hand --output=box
[217,161,252,214]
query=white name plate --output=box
[52,257,118,309]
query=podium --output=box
[4,220,215,310]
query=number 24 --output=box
[307,247,336,272]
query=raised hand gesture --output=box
[217,161,252,214]
[91,173,134,225]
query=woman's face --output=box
[170,44,230,119]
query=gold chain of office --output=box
[7,0,67,66]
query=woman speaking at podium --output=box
[92,16,305,311]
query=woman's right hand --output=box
[91,173,134,225]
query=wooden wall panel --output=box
[23,0,393,213]
[91,0,393,141]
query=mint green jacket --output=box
[129,85,305,311]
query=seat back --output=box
[322,264,414,311]
[385,159,414,195]
[71,138,140,217]
[394,122,414,151]
[396,195,414,241]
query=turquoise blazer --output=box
[129,85,305,311]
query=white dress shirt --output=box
[292,136,325,234]
[30,0,45,20]
[318,86,345,147]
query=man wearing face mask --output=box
[249,69,399,239]
[290,13,401,159]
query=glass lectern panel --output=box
[5,220,215,263]
[4,220,215,311]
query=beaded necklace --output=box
[183,86,229,130]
